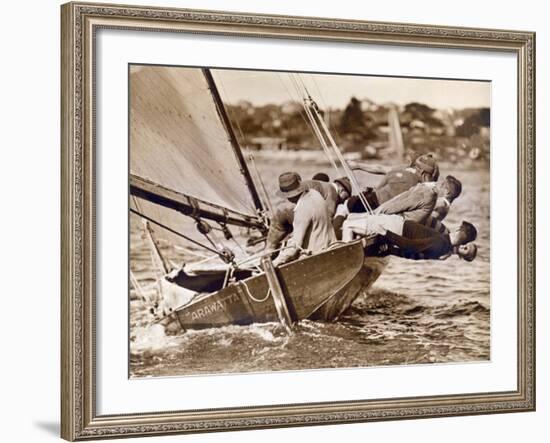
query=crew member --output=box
[346,153,440,212]
[423,187,461,234]
[312,172,330,182]
[380,220,477,261]
[375,175,462,224]
[265,175,351,252]
[272,172,336,267]
[333,154,440,236]
[342,213,477,261]
[302,176,352,218]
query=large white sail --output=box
[130,65,263,250]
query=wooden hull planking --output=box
[175,241,367,330]
[310,256,388,321]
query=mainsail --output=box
[130,65,265,250]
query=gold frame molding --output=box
[61,2,536,440]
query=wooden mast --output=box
[202,69,264,214]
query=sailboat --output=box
[129,65,387,333]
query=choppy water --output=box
[129,160,490,378]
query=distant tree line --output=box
[227,98,490,162]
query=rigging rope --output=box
[289,73,373,213]
[302,99,342,174]
[276,74,324,144]
[290,77,373,214]
[131,195,172,273]
[239,281,271,303]
[293,76,342,175]
[288,74,342,174]
[130,208,227,258]
[309,75,345,148]
[247,150,274,216]
[308,100,374,214]
[173,245,210,258]
[130,269,149,304]
[194,218,221,249]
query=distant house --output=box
[410,119,426,130]
[249,136,287,151]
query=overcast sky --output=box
[213,69,490,111]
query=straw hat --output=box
[276,172,306,198]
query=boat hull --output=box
[310,256,388,321]
[170,240,385,331]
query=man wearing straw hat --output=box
[272,172,336,267]
[265,174,351,252]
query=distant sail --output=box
[388,105,405,161]
[130,65,263,248]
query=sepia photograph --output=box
[128,64,490,378]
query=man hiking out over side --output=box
[378,219,477,261]
[333,154,440,237]
[375,175,462,225]
[342,213,477,262]
[338,175,462,246]
[345,153,440,212]
[422,177,462,234]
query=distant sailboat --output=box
[388,104,406,162]
[130,65,387,332]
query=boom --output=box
[130,174,266,230]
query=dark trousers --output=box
[347,188,380,213]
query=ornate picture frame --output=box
[61,2,535,440]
